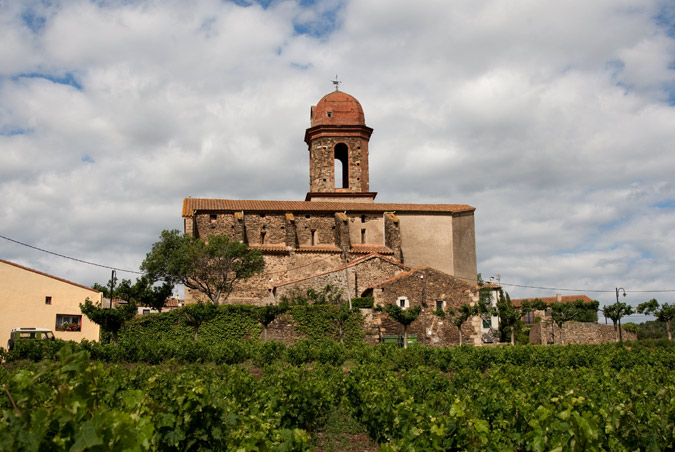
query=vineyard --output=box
[1,340,675,451]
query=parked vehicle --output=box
[7,327,55,350]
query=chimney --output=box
[556,293,562,302]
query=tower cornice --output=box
[304,124,373,145]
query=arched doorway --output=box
[334,143,349,189]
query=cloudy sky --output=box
[2,0,674,322]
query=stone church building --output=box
[182,89,479,312]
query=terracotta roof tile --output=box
[249,244,290,253]
[296,245,342,253]
[182,198,475,217]
[350,244,394,255]
[368,266,428,288]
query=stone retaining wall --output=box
[529,321,637,345]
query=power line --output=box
[0,234,143,275]
[3,232,675,294]
[497,282,675,294]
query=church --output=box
[182,89,478,306]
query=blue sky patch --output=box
[654,200,675,208]
[293,3,342,38]
[21,9,46,33]
[291,62,311,70]
[81,155,95,164]
[228,0,273,9]
[654,2,675,38]
[0,127,32,137]
[14,72,83,91]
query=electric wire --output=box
[0,233,143,275]
[3,232,675,295]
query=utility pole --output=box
[109,270,117,308]
[342,249,351,309]
[616,287,627,342]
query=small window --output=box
[142,309,151,315]
[397,297,409,309]
[435,300,444,311]
[209,214,217,223]
[45,296,52,305]
[482,319,491,329]
[261,231,266,244]
[56,314,82,332]
[305,215,310,219]
[361,215,366,223]
[361,229,366,244]
[311,230,317,246]
[260,214,266,218]
[327,111,332,117]
[523,311,535,324]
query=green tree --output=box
[93,276,174,313]
[279,284,344,306]
[133,277,174,313]
[602,302,635,342]
[497,293,546,345]
[550,300,599,345]
[381,304,422,349]
[80,298,137,344]
[328,303,355,344]
[638,299,675,341]
[254,303,289,341]
[141,229,264,305]
[92,278,133,301]
[435,302,484,346]
[181,302,218,341]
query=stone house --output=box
[362,266,493,346]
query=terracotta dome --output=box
[310,91,366,127]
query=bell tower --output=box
[304,90,376,202]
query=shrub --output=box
[351,297,374,309]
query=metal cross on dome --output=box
[331,74,341,91]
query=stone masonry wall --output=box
[273,256,408,301]
[309,136,368,193]
[369,267,482,346]
[529,321,638,345]
[261,309,480,347]
[384,213,402,261]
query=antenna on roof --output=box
[331,74,341,91]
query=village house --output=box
[0,259,101,345]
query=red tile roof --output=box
[0,259,100,293]
[511,295,595,307]
[296,245,342,253]
[350,244,394,255]
[182,198,475,217]
[368,266,480,290]
[248,244,290,253]
[368,266,428,288]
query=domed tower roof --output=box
[310,91,365,127]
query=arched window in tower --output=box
[334,143,349,189]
